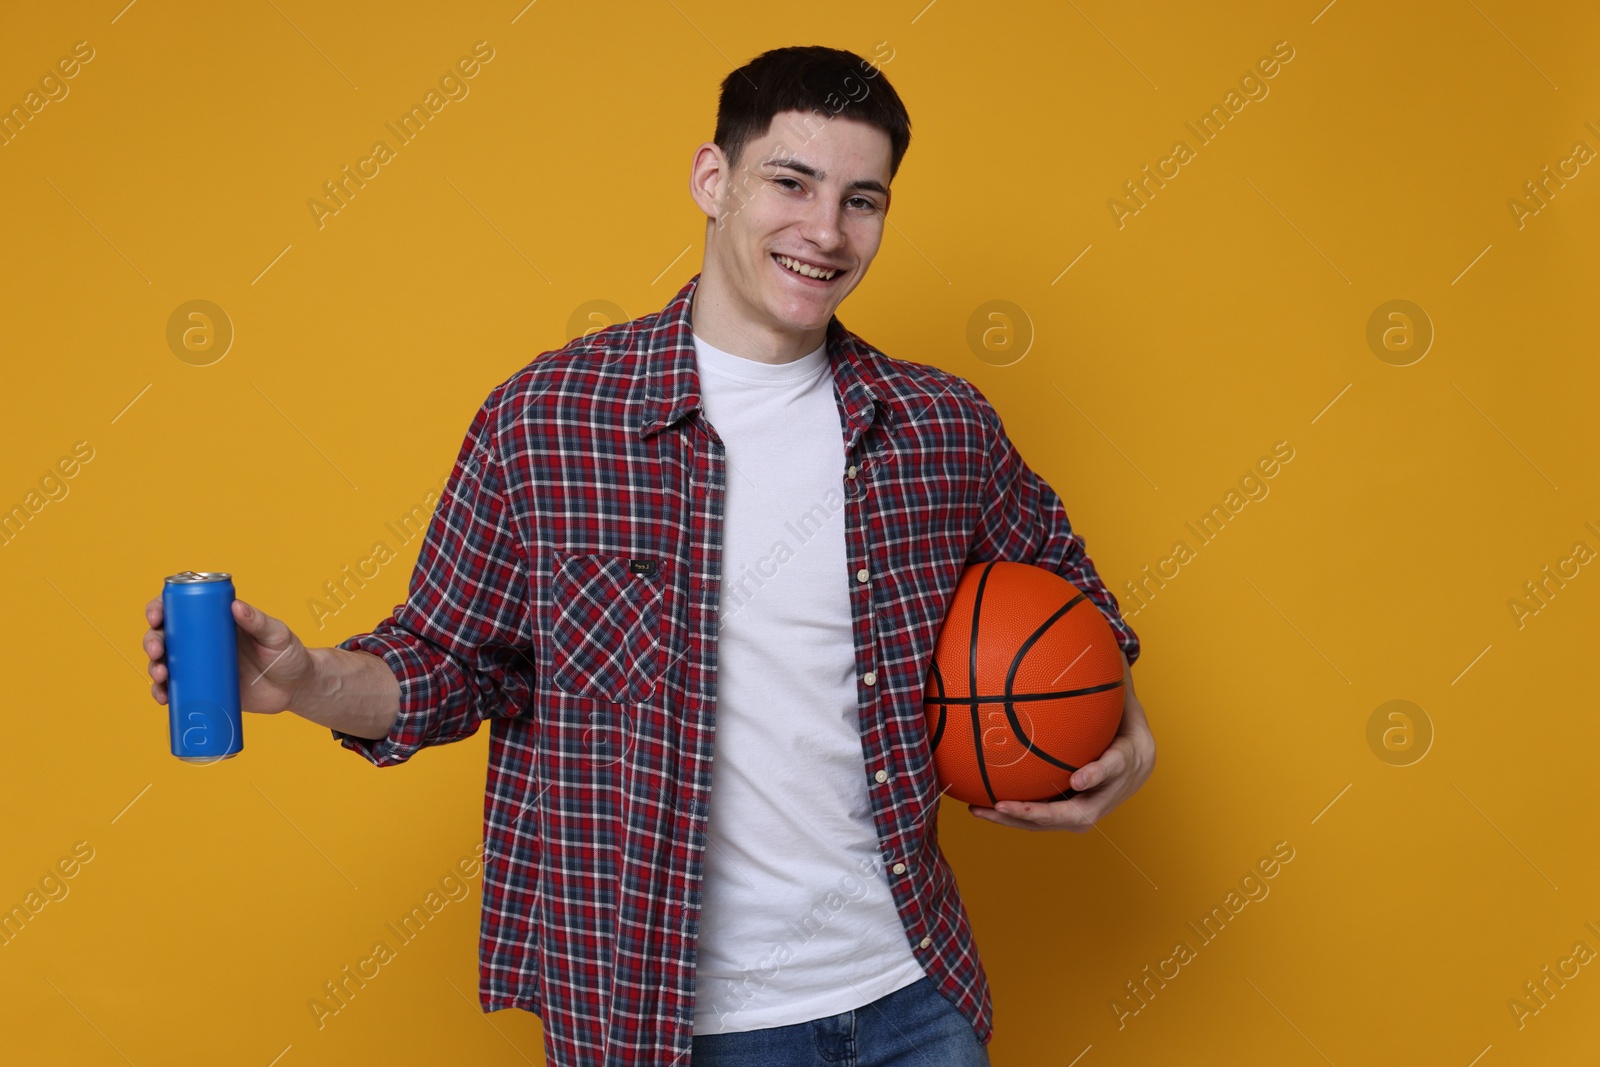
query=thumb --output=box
[232,599,288,647]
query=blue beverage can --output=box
[163,571,243,763]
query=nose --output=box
[797,193,847,255]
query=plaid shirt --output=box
[333,272,1140,1066]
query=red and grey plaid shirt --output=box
[334,272,1140,1066]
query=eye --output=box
[772,176,879,213]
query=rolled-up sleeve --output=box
[959,378,1141,668]
[333,391,538,765]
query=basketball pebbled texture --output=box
[925,561,1126,806]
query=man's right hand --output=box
[143,596,313,714]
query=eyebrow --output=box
[762,157,889,199]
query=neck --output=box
[691,256,828,365]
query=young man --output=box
[142,44,1154,1067]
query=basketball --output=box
[924,561,1127,806]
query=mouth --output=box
[771,252,847,286]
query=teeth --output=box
[776,254,839,280]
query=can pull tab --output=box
[629,558,658,577]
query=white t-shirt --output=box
[689,331,925,1035]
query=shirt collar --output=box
[636,272,886,454]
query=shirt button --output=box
[846,465,858,479]
[892,862,906,875]
[874,769,888,783]
[919,936,932,949]
[862,671,877,686]
[856,567,870,583]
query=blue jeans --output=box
[690,976,992,1067]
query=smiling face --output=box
[689,109,893,362]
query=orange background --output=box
[2,1,1598,1063]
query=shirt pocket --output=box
[549,551,665,703]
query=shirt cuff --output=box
[330,628,441,767]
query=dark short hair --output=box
[714,45,912,183]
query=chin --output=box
[769,302,832,333]
[773,280,851,320]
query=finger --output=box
[147,659,167,683]
[143,629,164,661]
[1072,746,1126,792]
[145,598,163,627]
[969,805,1051,832]
[998,796,1100,831]
[232,599,284,646]
[993,800,1048,821]
[997,798,1095,832]
[150,681,167,705]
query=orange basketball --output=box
[924,561,1126,806]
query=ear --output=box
[688,142,729,221]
